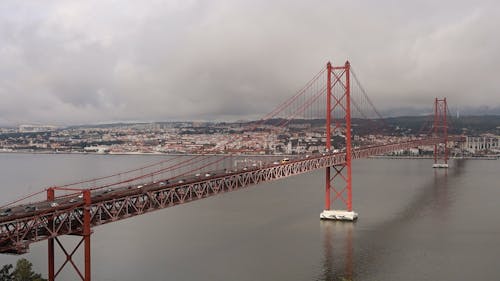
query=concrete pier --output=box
[320,210,358,221]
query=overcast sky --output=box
[0,0,498,126]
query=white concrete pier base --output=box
[432,163,449,168]
[320,210,358,221]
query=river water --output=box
[0,153,498,281]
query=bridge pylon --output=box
[47,187,92,281]
[320,61,358,221]
[432,98,449,168]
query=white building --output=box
[84,146,110,153]
[462,135,500,154]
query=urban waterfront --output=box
[0,153,498,280]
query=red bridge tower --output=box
[432,98,449,168]
[320,61,358,221]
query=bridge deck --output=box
[0,138,443,254]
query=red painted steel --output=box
[443,98,448,163]
[47,188,55,281]
[434,98,438,164]
[54,236,85,280]
[433,98,449,165]
[324,61,353,211]
[83,190,91,281]
[45,189,92,281]
[325,62,332,210]
[345,61,353,212]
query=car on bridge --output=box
[0,208,12,217]
[24,205,36,212]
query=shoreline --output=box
[0,150,497,160]
[368,155,498,160]
[0,150,285,157]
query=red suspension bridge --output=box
[0,61,459,281]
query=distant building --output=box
[19,124,57,133]
[84,146,110,153]
[462,135,500,154]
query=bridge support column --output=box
[324,62,332,212]
[432,98,449,169]
[83,190,91,281]
[47,188,55,281]
[320,61,358,221]
[47,189,92,281]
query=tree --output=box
[0,263,14,281]
[11,258,46,281]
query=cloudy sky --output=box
[0,0,498,126]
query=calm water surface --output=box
[0,153,499,281]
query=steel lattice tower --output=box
[321,61,358,221]
[433,98,449,168]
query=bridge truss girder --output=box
[0,138,443,258]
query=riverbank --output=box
[369,155,498,160]
[1,150,497,160]
[0,150,285,157]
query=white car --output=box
[137,185,143,189]
[50,202,59,208]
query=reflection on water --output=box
[318,159,468,281]
[319,221,354,281]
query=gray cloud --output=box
[0,0,498,126]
